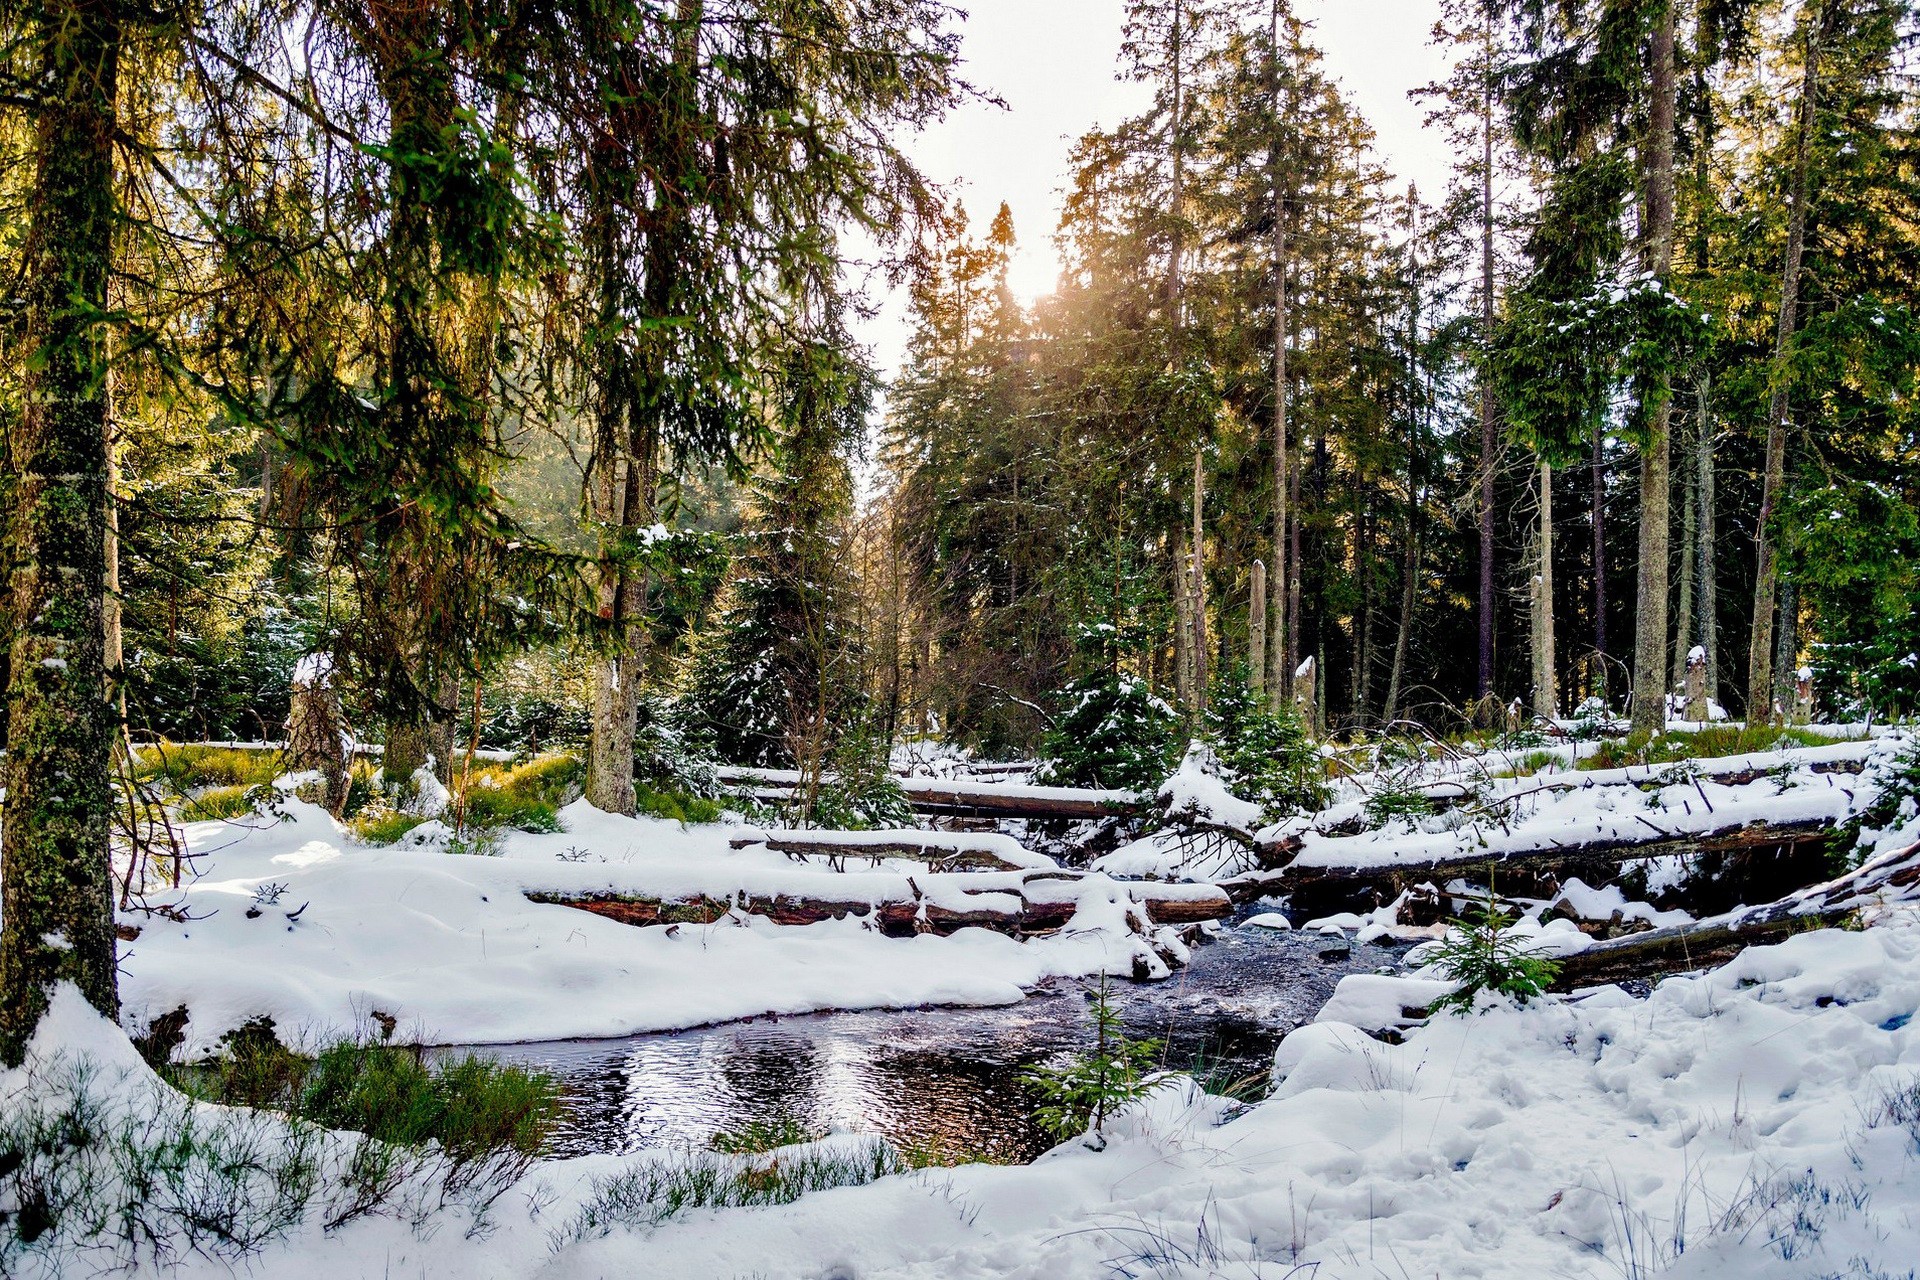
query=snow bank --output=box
[115,798,1182,1054]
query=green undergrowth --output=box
[162,1019,557,1172]
[177,782,277,822]
[133,743,285,794]
[3,1027,559,1272]
[635,782,724,826]
[1578,725,1844,772]
[555,1137,905,1246]
[350,809,432,844]
[706,1116,821,1155]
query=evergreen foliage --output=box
[1038,671,1183,793]
[1023,982,1175,1148]
[1426,879,1562,1015]
[1205,664,1327,814]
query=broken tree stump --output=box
[285,653,349,815]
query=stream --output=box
[451,914,1407,1163]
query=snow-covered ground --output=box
[14,901,1920,1277]
[9,730,1915,1278]
[119,795,1189,1054]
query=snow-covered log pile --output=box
[534,868,1228,938]
[1105,737,1904,900]
[112,794,1214,1053]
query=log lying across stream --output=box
[1551,839,1920,988]
[727,828,1057,873]
[1256,813,1841,891]
[529,870,1231,939]
[712,768,1147,821]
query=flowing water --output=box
[451,916,1406,1162]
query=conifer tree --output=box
[0,0,131,1060]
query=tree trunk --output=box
[1249,559,1267,698]
[1286,432,1303,687]
[1174,532,1195,715]
[1476,63,1497,710]
[1268,0,1290,701]
[1629,4,1678,739]
[1695,373,1718,706]
[1591,428,1608,699]
[1190,447,1208,716]
[287,654,350,815]
[1747,6,1821,725]
[1671,411,1696,693]
[1531,461,1558,719]
[1772,575,1800,721]
[1,0,124,1063]
[1384,492,1418,723]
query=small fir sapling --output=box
[1038,670,1181,792]
[1426,874,1561,1015]
[1204,664,1328,815]
[1023,981,1175,1149]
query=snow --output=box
[290,651,335,687]
[116,798,1186,1054]
[36,908,1920,1279]
[1157,740,1264,833]
[13,733,1920,1277]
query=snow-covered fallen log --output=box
[1264,813,1839,890]
[1554,838,1920,987]
[714,767,1146,820]
[726,828,1059,873]
[529,869,1230,939]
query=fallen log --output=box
[899,778,1146,820]
[1263,814,1838,890]
[528,871,1230,940]
[711,767,1145,821]
[1554,839,1920,988]
[727,829,1055,873]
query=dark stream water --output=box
[452,917,1406,1162]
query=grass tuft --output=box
[554,1138,905,1246]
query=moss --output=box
[178,784,269,822]
[350,809,431,845]
[634,784,724,826]
[134,744,283,793]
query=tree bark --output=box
[1695,374,1717,705]
[1249,558,1267,698]
[1531,461,1558,718]
[1591,428,1608,698]
[1747,5,1821,725]
[1384,496,1418,723]
[1671,409,1696,692]
[1476,52,1498,711]
[1,0,125,1062]
[1268,0,1291,702]
[1629,4,1678,738]
[1190,447,1208,715]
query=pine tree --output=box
[0,0,131,1060]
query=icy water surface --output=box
[451,917,1404,1162]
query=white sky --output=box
[858,0,1453,381]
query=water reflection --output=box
[451,923,1401,1162]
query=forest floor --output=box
[9,725,1920,1277]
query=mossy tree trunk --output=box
[1,0,125,1064]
